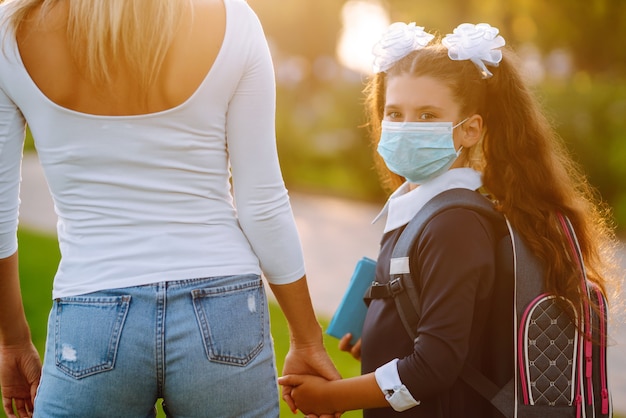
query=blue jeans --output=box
[33,275,279,417]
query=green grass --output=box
[2,229,362,418]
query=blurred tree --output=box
[525,0,626,76]
[247,0,626,85]
[247,0,387,202]
[247,0,343,62]
[381,0,626,75]
[243,0,626,228]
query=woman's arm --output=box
[0,252,42,418]
[223,5,342,414]
[269,278,341,413]
[0,59,40,418]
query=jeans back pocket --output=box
[192,276,265,366]
[54,295,131,379]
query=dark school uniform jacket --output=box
[361,207,514,417]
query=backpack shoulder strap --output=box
[387,188,503,341]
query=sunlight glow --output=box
[336,0,389,75]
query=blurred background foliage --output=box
[246,0,626,233]
[22,0,626,232]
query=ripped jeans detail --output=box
[54,295,131,379]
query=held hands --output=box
[279,332,363,416]
[280,341,342,417]
[0,342,42,418]
[278,373,339,416]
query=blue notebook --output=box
[326,257,377,345]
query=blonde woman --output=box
[0,0,339,416]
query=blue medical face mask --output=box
[377,119,467,184]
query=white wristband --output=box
[374,358,420,412]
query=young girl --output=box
[278,22,619,417]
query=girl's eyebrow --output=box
[383,103,446,113]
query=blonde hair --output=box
[2,0,191,94]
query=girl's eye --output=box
[386,111,402,119]
[418,112,436,120]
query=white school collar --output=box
[373,168,483,233]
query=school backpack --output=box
[366,188,612,418]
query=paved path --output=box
[18,154,626,412]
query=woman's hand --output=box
[0,342,42,418]
[0,254,42,418]
[338,333,361,361]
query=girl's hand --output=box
[278,374,339,416]
[338,334,361,361]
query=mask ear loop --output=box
[453,117,470,156]
[452,117,470,129]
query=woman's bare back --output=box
[16,0,225,116]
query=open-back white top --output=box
[0,0,306,298]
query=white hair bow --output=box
[372,22,435,73]
[442,23,506,79]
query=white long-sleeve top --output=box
[0,0,306,298]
